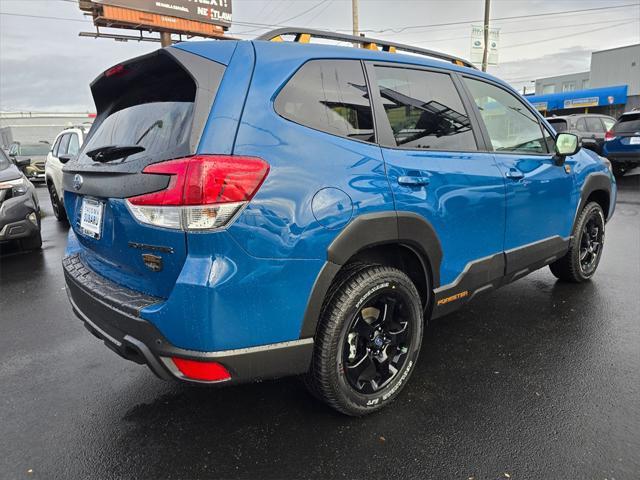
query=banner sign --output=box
[95,0,232,28]
[471,25,500,65]
[531,102,548,112]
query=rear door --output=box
[586,116,607,151]
[366,63,506,288]
[461,76,575,273]
[63,48,226,298]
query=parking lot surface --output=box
[1,177,639,479]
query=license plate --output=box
[80,197,104,239]
[630,137,640,145]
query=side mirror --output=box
[554,133,580,165]
[58,154,72,164]
[16,157,31,168]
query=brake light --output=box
[105,64,127,77]
[126,155,269,231]
[604,130,616,141]
[171,357,231,382]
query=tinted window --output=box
[67,133,80,156]
[614,113,640,134]
[58,134,71,156]
[575,118,588,132]
[464,78,548,154]
[373,67,476,150]
[547,119,567,132]
[586,117,603,132]
[275,60,374,143]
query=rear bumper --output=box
[63,253,313,383]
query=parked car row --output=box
[546,111,640,176]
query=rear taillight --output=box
[604,130,616,141]
[126,155,269,231]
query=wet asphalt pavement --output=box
[1,177,639,480]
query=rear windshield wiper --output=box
[86,145,145,163]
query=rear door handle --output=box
[398,176,430,186]
[505,169,524,180]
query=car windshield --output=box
[547,119,567,132]
[0,149,10,170]
[613,113,640,134]
[19,144,50,156]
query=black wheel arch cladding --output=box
[299,211,442,339]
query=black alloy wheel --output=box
[343,292,411,394]
[579,212,604,276]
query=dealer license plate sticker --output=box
[80,197,104,239]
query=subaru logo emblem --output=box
[73,174,83,190]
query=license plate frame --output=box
[80,197,104,240]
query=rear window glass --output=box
[275,60,375,143]
[614,113,640,134]
[547,119,567,132]
[79,51,210,164]
[374,66,477,151]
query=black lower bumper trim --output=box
[64,255,314,384]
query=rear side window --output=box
[275,60,375,143]
[547,119,567,132]
[614,113,640,134]
[575,118,588,132]
[373,66,477,151]
[586,117,604,132]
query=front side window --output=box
[547,119,567,133]
[373,66,476,151]
[57,134,71,157]
[464,78,548,154]
[275,60,374,143]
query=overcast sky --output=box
[1,0,639,112]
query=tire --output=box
[307,264,424,416]
[48,182,67,222]
[549,202,605,282]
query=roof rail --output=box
[256,27,477,69]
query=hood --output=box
[0,164,23,183]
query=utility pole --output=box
[160,32,172,47]
[352,0,359,37]
[481,0,491,72]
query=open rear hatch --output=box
[63,48,226,298]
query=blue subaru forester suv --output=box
[62,29,616,415]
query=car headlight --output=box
[0,177,29,197]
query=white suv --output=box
[45,124,91,221]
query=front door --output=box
[366,63,506,290]
[462,77,576,274]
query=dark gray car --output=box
[547,114,616,155]
[0,149,42,250]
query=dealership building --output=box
[526,43,640,118]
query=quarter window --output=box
[464,78,548,154]
[373,66,476,151]
[275,60,375,143]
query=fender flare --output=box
[298,211,442,338]
[575,172,612,226]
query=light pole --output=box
[481,0,491,72]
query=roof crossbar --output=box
[256,27,477,69]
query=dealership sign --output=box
[95,0,232,27]
[563,96,599,109]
